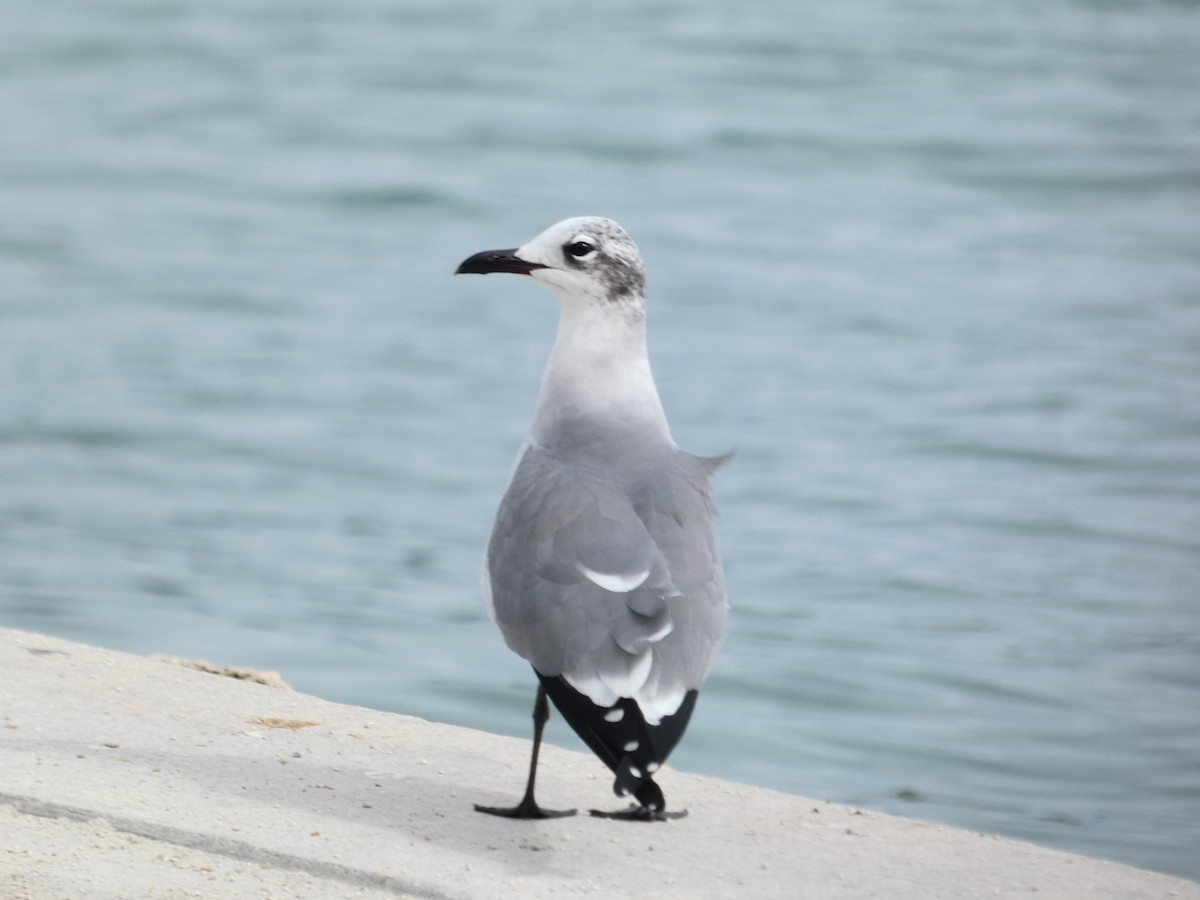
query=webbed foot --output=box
[475,798,576,819]
[589,804,688,822]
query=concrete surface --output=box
[1,627,1195,900]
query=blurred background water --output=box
[2,0,1199,881]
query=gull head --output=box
[455,216,646,308]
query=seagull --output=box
[455,217,729,822]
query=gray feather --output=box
[487,439,727,716]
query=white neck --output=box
[531,300,673,447]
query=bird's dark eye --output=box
[564,239,597,258]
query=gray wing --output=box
[486,444,728,722]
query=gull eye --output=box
[564,237,597,259]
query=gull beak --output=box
[455,249,548,276]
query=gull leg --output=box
[475,684,576,819]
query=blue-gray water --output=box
[3,0,1198,882]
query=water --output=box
[3,0,1199,881]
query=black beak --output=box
[455,248,548,276]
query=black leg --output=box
[475,684,576,819]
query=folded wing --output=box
[487,444,727,724]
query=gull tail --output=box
[536,671,698,812]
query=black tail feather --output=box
[536,671,698,812]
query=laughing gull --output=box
[455,217,729,821]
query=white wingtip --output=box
[577,563,650,593]
[565,648,654,709]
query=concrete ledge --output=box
[1,627,1195,900]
